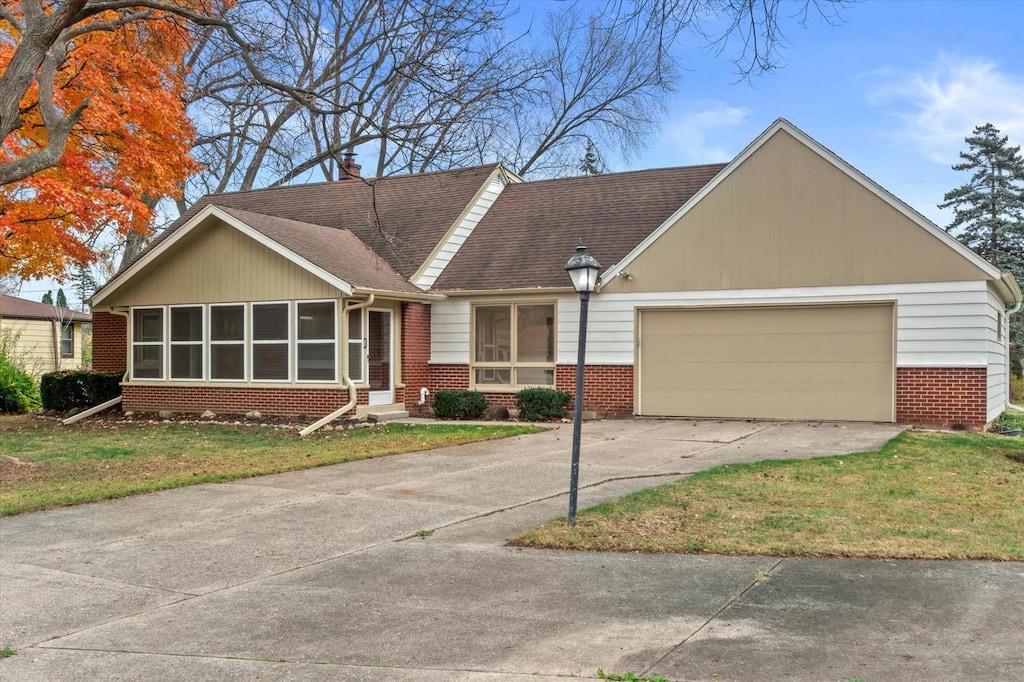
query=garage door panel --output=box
[641,388,889,422]
[642,361,893,393]
[642,332,892,364]
[638,304,894,422]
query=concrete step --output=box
[366,410,410,423]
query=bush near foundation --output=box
[40,370,122,411]
[432,389,488,420]
[516,387,571,421]
[0,358,39,414]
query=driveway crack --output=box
[641,558,785,676]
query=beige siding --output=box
[106,220,342,306]
[604,129,989,294]
[0,318,85,376]
[638,303,895,422]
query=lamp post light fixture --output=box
[564,242,601,527]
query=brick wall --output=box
[426,363,634,417]
[401,303,432,415]
[896,367,989,430]
[123,385,368,418]
[92,311,127,373]
[556,364,634,417]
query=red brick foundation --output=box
[425,364,634,417]
[122,385,368,418]
[895,367,988,430]
[92,311,127,373]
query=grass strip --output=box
[512,430,1024,560]
[0,417,539,516]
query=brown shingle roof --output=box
[0,294,91,322]
[139,164,500,281]
[215,206,419,293]
[432,164,727,291]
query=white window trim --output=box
[296,299,338,384]
[347,307,367,385]
[60,324,74,358]
[209,303,247,382]
[471,301,557,390]
[251,301,292,383]
[131,306,166,381]
[169,304,205,381]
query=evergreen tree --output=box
[41,291,53,305]
[579,138,604,176]
[940,123,1024,376]
[72,266,98,312]
[55,289,68,310]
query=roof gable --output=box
[133,164,500,282]
[601,119,1003,293]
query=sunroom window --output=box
[132,308,164,379]
[252,303,289,381]
[297,301,336,381]
[211,304,245,380]
[170,306,203,379]
[473,303,555,387]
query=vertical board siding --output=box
[415,175,507,288]
[105,221,341,306]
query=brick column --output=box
[92,311,127,373]
[401,302,432,415]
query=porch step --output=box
[366,410,410,423]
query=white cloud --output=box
[661,101,750,163]
[869,54,1024,164]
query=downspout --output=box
[50,319,60,371]
[299,294,375,436]
[1003,272,1022,411]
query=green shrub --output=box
[40,370,122,411]
[0,358,39,414]
[432,389,488,420]
[1011,375,1023,404]
[516,387,571,421]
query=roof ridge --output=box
[513,163,729,188]
[200,163,502,199]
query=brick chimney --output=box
[341,152,361,179]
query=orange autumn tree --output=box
[0,3,201,280]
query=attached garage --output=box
[637,303,895,422]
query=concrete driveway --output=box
[1,418,1021,681]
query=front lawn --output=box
[0,416,539,516]
[512,430,1024,560]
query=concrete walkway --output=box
[1,419,1021,681]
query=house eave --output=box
[351,287,448,302]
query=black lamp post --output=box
[564,242,601,527]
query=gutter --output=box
[299,294,375,436]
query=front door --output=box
[367,309,393,405]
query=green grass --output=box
[513,429,1024,560]
[0,646,14,659]
[0,416,540,516]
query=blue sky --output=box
[526,0,1024,227]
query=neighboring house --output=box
[0,294,91,376]
[90,119,1022,430]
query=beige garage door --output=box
[638,304,894,422]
